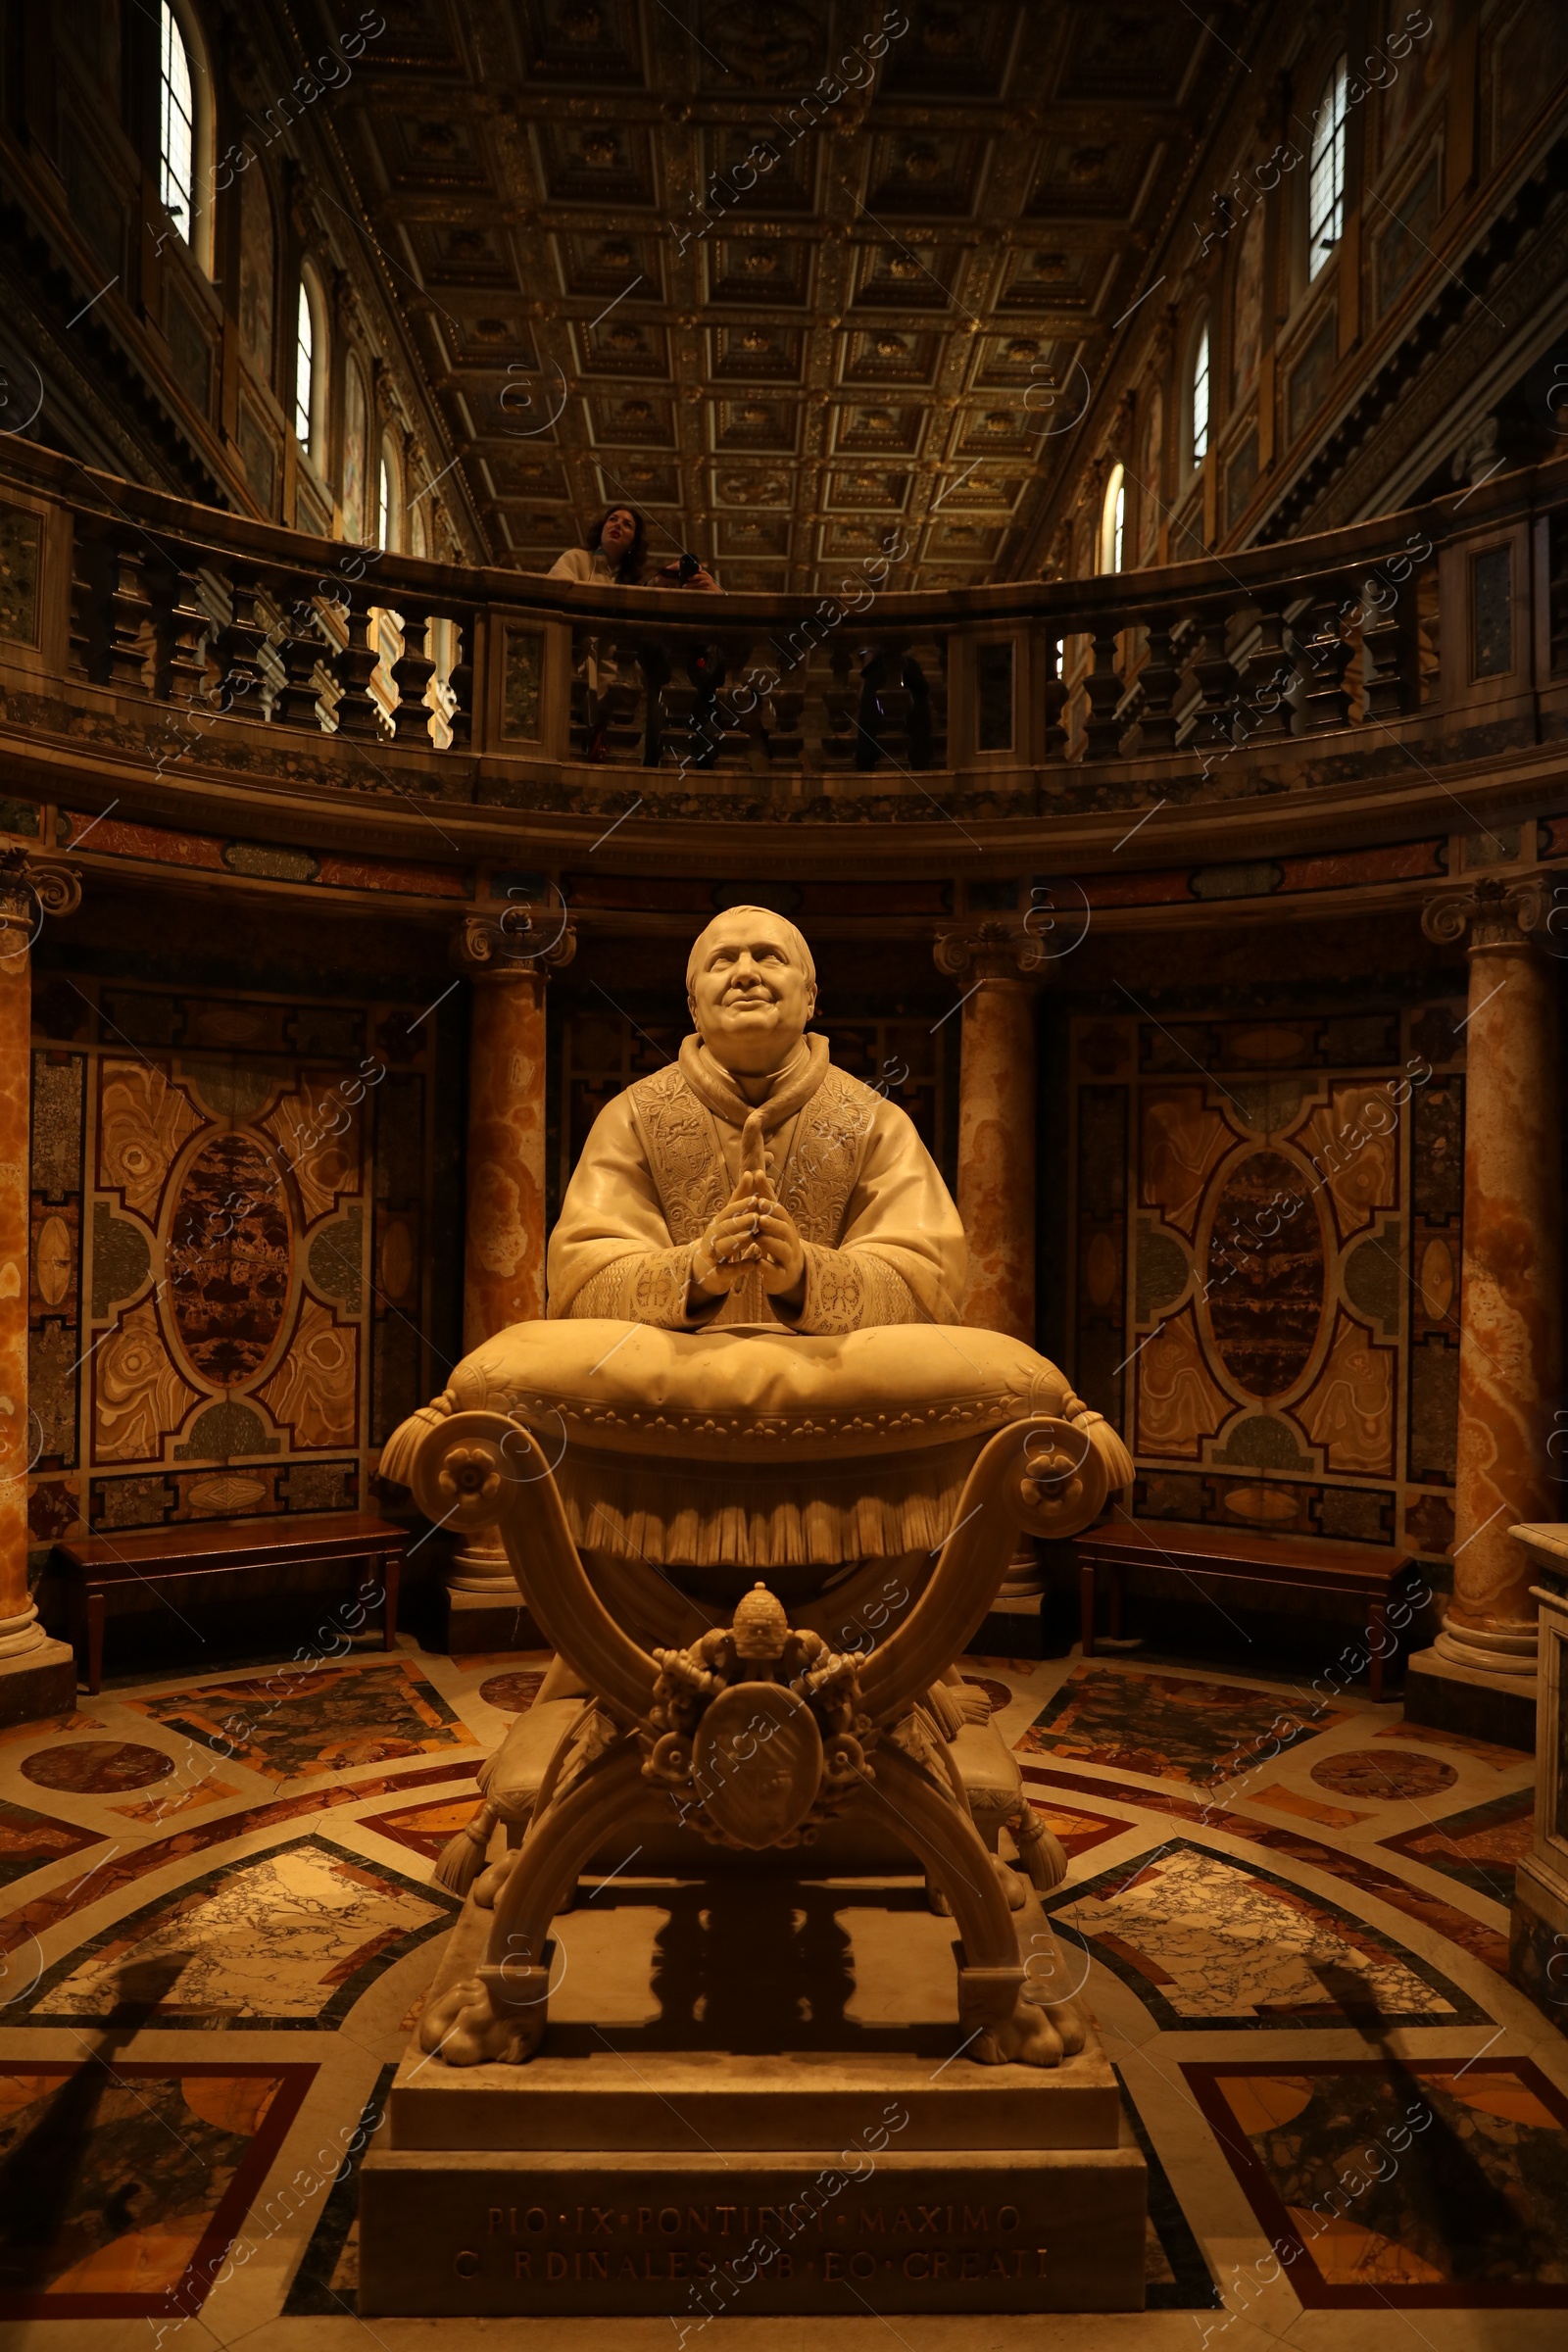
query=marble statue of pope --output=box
[546,906,965,1330]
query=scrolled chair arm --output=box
[409,1407,659,1727]
[858,1413,1109,1727]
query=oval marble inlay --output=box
[185,1472,270,1515]
[167,1133,292,1387]
[34,1214,73,1306]
[1309,1745,1457,1801]
[1205,1150,1324,1398]
[479,1671,546,1714]
[1221,1484,1301,1523]
[1230,1026,1310,1064]
[378,1218,415,1301]
[22,1740,175,1793]
[1418,1238,1455,1322]
[189,1005,268,1047]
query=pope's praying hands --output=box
[690,1167,807,1310]
[546,906,965,1333]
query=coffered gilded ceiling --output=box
[311,0,1228,589]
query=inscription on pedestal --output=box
[360,2151,1147,2317]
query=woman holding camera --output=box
[548,507,718,592]
[547,507,718,760]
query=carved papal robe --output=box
[547,1033,964,1332]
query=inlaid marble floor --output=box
[0,1633,1560,2350]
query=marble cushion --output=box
[446,1319,1074,1461]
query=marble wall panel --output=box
[26,982,435,1544]
[1069,1003,1464,1564]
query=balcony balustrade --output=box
[1,437,1565,861]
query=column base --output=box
[446,1531,515,1595]
[1402,1642,1537,1752]
[0,1636,77,1729]
[1434,1614,1538,1677]
[0,1601,49,1660]
[998,1539,1045,1600]
[440,1584,543,1657]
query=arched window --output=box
[158,3,195,239]
[1100,462,1125,573]
[294,270,326,463]
[157,3,213,271]
[1191,322,1210,466]
[1307,57,1348,278]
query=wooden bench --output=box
[1074,1517,1421,1703]
[54,1512,406,1695]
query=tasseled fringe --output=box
[432,1797,496,1895]
[1012,1801,1068,1892]
[554,1437,985,1567]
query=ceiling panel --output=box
[315,0,1218,587]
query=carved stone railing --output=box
[1,435,1565,855]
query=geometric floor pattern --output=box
[1019,1662,1353,1785]
[0,2060,316,2314]
[1047,1840,1486,2029]
[122,1658,477,1784]
[1184,2058,1568,2303]
[19,1836,454,2029]
[0,1634,1559,2346]
[1379,1788,1538,1904]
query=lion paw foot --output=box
[416,1975,545,2066]
[1028,1991,1088,2055]
[969,1998,1067,2068]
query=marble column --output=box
[934,920,1044,1344]
[0,851,79,1719]
[448,907,575,1598]
[1421,875,1561,1683]
[935,920,1046,1598]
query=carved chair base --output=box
[400,1369,1125,2078]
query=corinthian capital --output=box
[0,847,82,944]
[453,904,576,980]
[934,917,1048,983]
[1421,871,1549,952]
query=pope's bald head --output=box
[686,906,817,1076]
[685,906,816,996]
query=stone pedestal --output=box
[1507,1537,1568,2017]
[361,1875,1146,2317]
[446,910,573,1623]
[439,1583,544,1656]
[1402,1645,1537,1752]
[1412,877,1560,1710]
[0,853,79,1718]
[0,1639,76,1726]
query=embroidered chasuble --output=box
[547,1032,965,1332]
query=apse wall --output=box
[21,886,465,1640]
